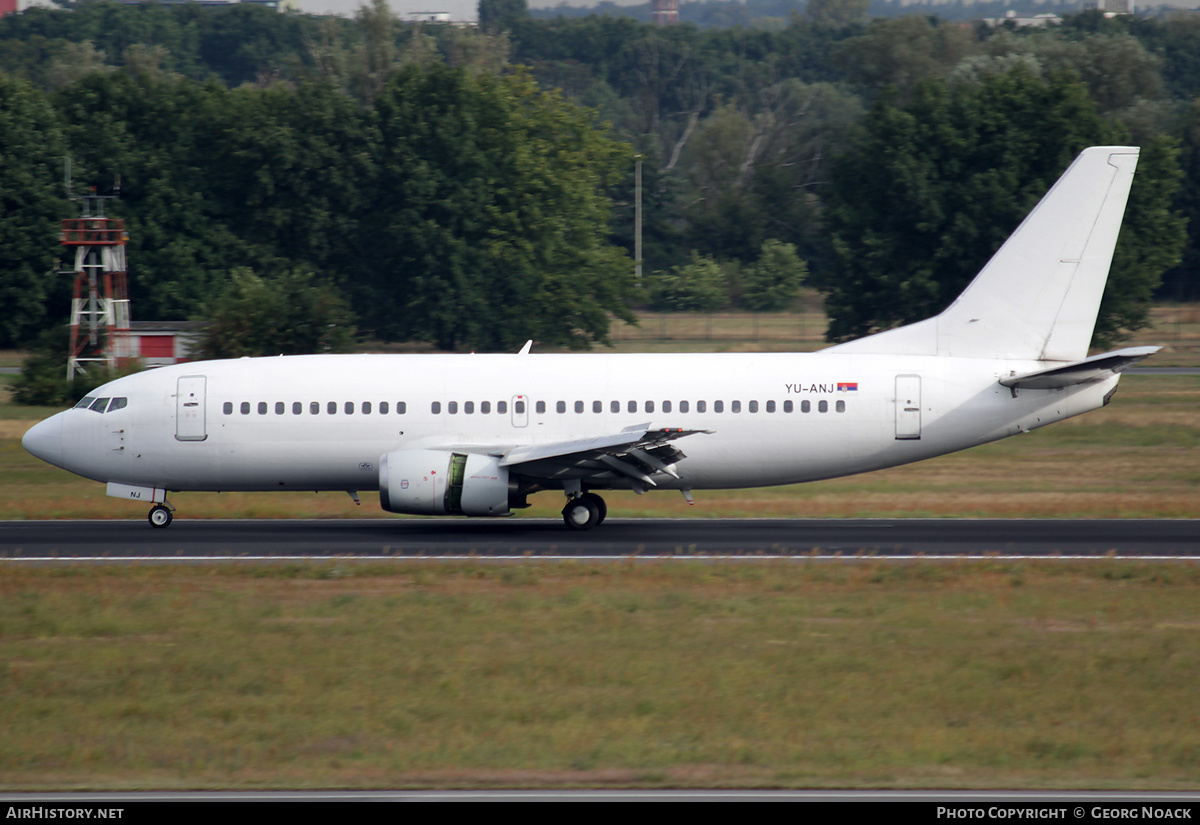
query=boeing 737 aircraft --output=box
[23,146,1158,530]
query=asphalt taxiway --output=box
[2,518,1199,559]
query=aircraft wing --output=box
[498,424,711,489]
[1000,346,1160,390]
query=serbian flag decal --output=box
[837,382,858,393]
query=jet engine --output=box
[379,449,511,516]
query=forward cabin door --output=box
[894,375,921,440]
[176,375,208,442]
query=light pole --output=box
[634,153,643,284]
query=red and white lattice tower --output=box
[64,187,131,381]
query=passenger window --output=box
[680,401,688,413]
[555,401,565,414]
[344,401,354,415]
[836,400,846,413]
[464,401,474,414]
[275,402,284,415]
[819,400,828,413]
[481,401,490,414]
[536,401,545,414]
[448,401,458,414]
[310,402,320,414]
[363,402,372,414]
[91,397,110,413]
[397,402,406,414]
[646,401,655,413]
[325,402,336,415]
[499,401,508,414]
[611,401,620,413]
[731,401,741,413]
[749,401,758,413]
[575,401,584,414]
[224,402,233,415]
[431,402,441,414]
[593,401,602,413]
[241,402,251,415]
[801,400,810,413]
[766,400,775,413]
[663,401,672,413]
[293,402,302,415]
[784,400,793,413]
[714,401,724,413]
[380,402,389,414]
[697,401,706,413]
[628,400,637,413]
[258,402,267,415]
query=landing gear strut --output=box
[148,502,174,528]
[562,492,606,531]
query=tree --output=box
[356,66,634,351]
[0,75,69,348]
[806,0,869,29]
[1097,136,1186,343]
[837,16,976,99]
[740,239,807,311]
[195,268,357,359]
[823,68,1184,346]
[479,0,529,33]
[646,252,728,312]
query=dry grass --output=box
[2,561,1200,790]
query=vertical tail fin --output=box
[828,146,1140,361]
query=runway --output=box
[2,517,1199,559]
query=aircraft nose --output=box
[22,415,64,468]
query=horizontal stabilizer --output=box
[999,346,1160,390]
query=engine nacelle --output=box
[379,449,510,516]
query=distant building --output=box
[113,0,294,9]
[982,10,1063,27]
[1082,0,1134,15]
[0,0,56,17]
[126,322,202,368]
[651,0,679,26]
[407,10,452,23]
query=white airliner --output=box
[23,146,1158,530]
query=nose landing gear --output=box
[148,502,175,528]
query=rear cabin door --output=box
[894,375,921,440]
[176,375,208,442]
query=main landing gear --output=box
[562,492,607,531]
[148,502,175,528]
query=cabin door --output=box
[176,375,208,442]
[511,394,529,428]
[894,375,921,440]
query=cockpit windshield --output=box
[74,396,128,413]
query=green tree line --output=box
[0,1,1195,359]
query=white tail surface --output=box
[828,146,1140,362]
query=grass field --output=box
[2,561,1200,790]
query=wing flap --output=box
[499,425,711,487]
